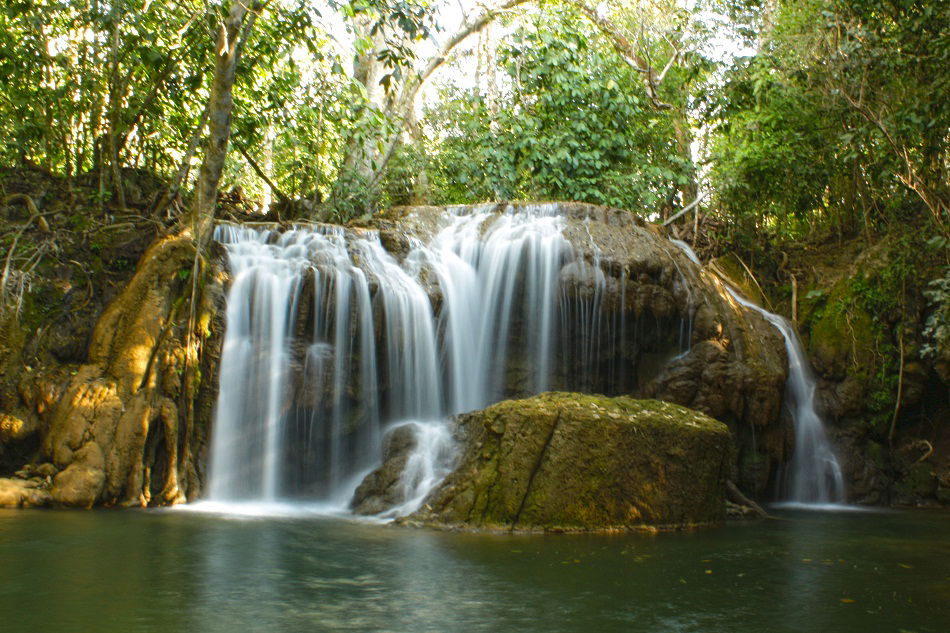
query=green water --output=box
[0,507,947,633]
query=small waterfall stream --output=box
[669,240,846,504]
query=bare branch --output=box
[662,192,704,226]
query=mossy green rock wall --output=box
[409,393,732,531]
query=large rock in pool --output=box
[363,392,732,531]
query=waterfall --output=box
[207,205,572,511]
[207,225,314,501]
[423,205,570,409]
[206,206,843,515]
[669,239,846,505]
[378,421,458,518]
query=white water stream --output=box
[207,206,575,512]
[669,240,846,504]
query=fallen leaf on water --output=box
[898,563,913,569]
[840,598,856,604]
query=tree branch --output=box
[234,139,290,205]
[662,192,704,226]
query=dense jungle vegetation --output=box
[0,0,947,469]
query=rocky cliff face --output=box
[0,234,225,508]
[777,238,950,506]
[0,168,226,507]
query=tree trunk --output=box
[335,14,395,199]
[182,1,260,244]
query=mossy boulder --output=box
[404,392,732,532]
[893,462,937,504]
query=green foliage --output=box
[0,0,434,216]
[922,267,950,361]
[415,7,695,210]
[800,228,942,433]
[848,236,917,324]
[705,55,838,237]
[0,0,213,177]
[706,0,950,244]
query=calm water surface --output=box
[0,506,947,633]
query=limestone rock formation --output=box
[350,424,419,515]
[34,235,225,508]
[1,200,792,508]
[375,393,732,531]
[0,477,50,508]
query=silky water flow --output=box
[205,208,844,517]
[670,239,845,504]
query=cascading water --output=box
[423,206,570,409]
[207,204,835,516]
[207,225,313,501]
[207,205,579,511]
[378,420,457,518]
[669,239,846,505]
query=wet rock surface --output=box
[0,476,51,508]
[351,424,418,515]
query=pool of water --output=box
[1,506,947,633]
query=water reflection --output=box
[0,508,947,633]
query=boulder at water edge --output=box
[392,392,732,531]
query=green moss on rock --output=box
[805,278,876,380]
[408,392,732,532]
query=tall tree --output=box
[184,1,261,243]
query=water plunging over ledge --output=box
[204,204,843,515]
[207,205,583,511]
[669,239,846,505]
